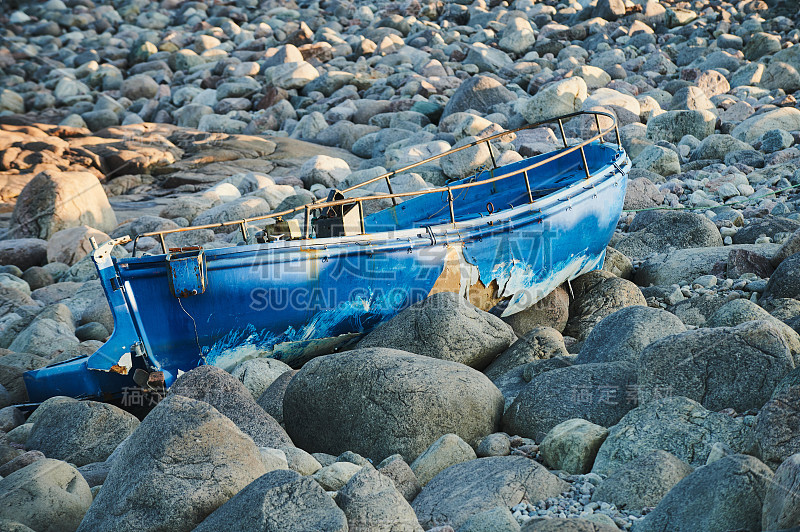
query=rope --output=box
[622,182,800,214]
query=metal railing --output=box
[133,110,621,255]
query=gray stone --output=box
[755,385,800,469]
[412,456,569,530]
[77,395,267,532]
[732,108,800,144]
[299,155,350,188]
[692,134,752,161]
[256,369,296,425]
[636,244,780,287]
[283,348,504,463]
[521,519,618,531]
[763,252,800,301]
[602,247,634,280]
[484,327,568,381]
[634,454,773,532]
[0,459,92,532]
[121,74,158,100]
[376,454,421,502]
[168,365,293,448]
[624,177,665,210]
[457,507,520,532]
[476,433,511,458]
[564,271,647,341]
[312,461,363,491]
[0,239,48,271]
[576,306,686,365]
[335,466,423,532]
[26,397,139,467]
[441,76,517,120]
[632,144,680,176]
[231,358,292,400]
[615,210,722,259]
[0,450,45,478]
[517,77,587,125]
[592,396,756,475]
[11,171,117,240]
[440,135,492,179]
[733,218,800,245]
[358,292,515,370]
[646,110,716,143]
[502,361,637,442]
[503,285,569,335]
[194,469,347,532]
[762,453,800,532]
[540,419,609,475]
[638,321,796,412]
[410,433,477,487]
[591,450,693,512]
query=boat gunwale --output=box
[117,149,630,271]
[131,110,622,254]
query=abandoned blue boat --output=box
[24,110,630,403]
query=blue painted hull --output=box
[23,142,629,403]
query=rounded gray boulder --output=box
[575,305,686,365]
[638,321,796,412]
[283,348,504,463]
[357,292,516,369]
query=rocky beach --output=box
[1,0,800,530]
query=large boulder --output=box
[635,243,780,287]
[521,519,618,531]
[502,361,637,442]
[733,218,800,245]
[411,456,569,530]
[77,394,267,532]
[517,77,587,125]
[637,321,796,412]
[592,396,756,475]
[575,306,686,365]
[0,239,48,271]
[441,75,517,120]
[169,364,291,446]
[645,109,716,142]
[484,327,568,380]
[762,453,800,532]
[613,210,722,259]
[46,226,110,266]
[193,469,348,532]
[283,348,504,463]
[564,271,646,341]
[10,171,117,240]
[25,397,139,466]
[0,459,92,532]
[357,292,515,370]
[335,466,422,532]
[634,454,773,532]
[731,107,800,144]
[256,369,297,425]
[591,450,693,512]
[755,385,800,469]
[763,252,800,301]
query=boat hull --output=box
[24,143,630,403]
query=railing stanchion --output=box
[159,233,167,254]
[304,205,311,239]
[386,173,398,206]
[615,124,621,147]
[523,170,534,203]
[358,200,366,234]
[594,113,604,143]
[486,140,497,169]
[558,119,568,149]
[239,221,249,243]
[579,145,591,179]
[447,188,456,225]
